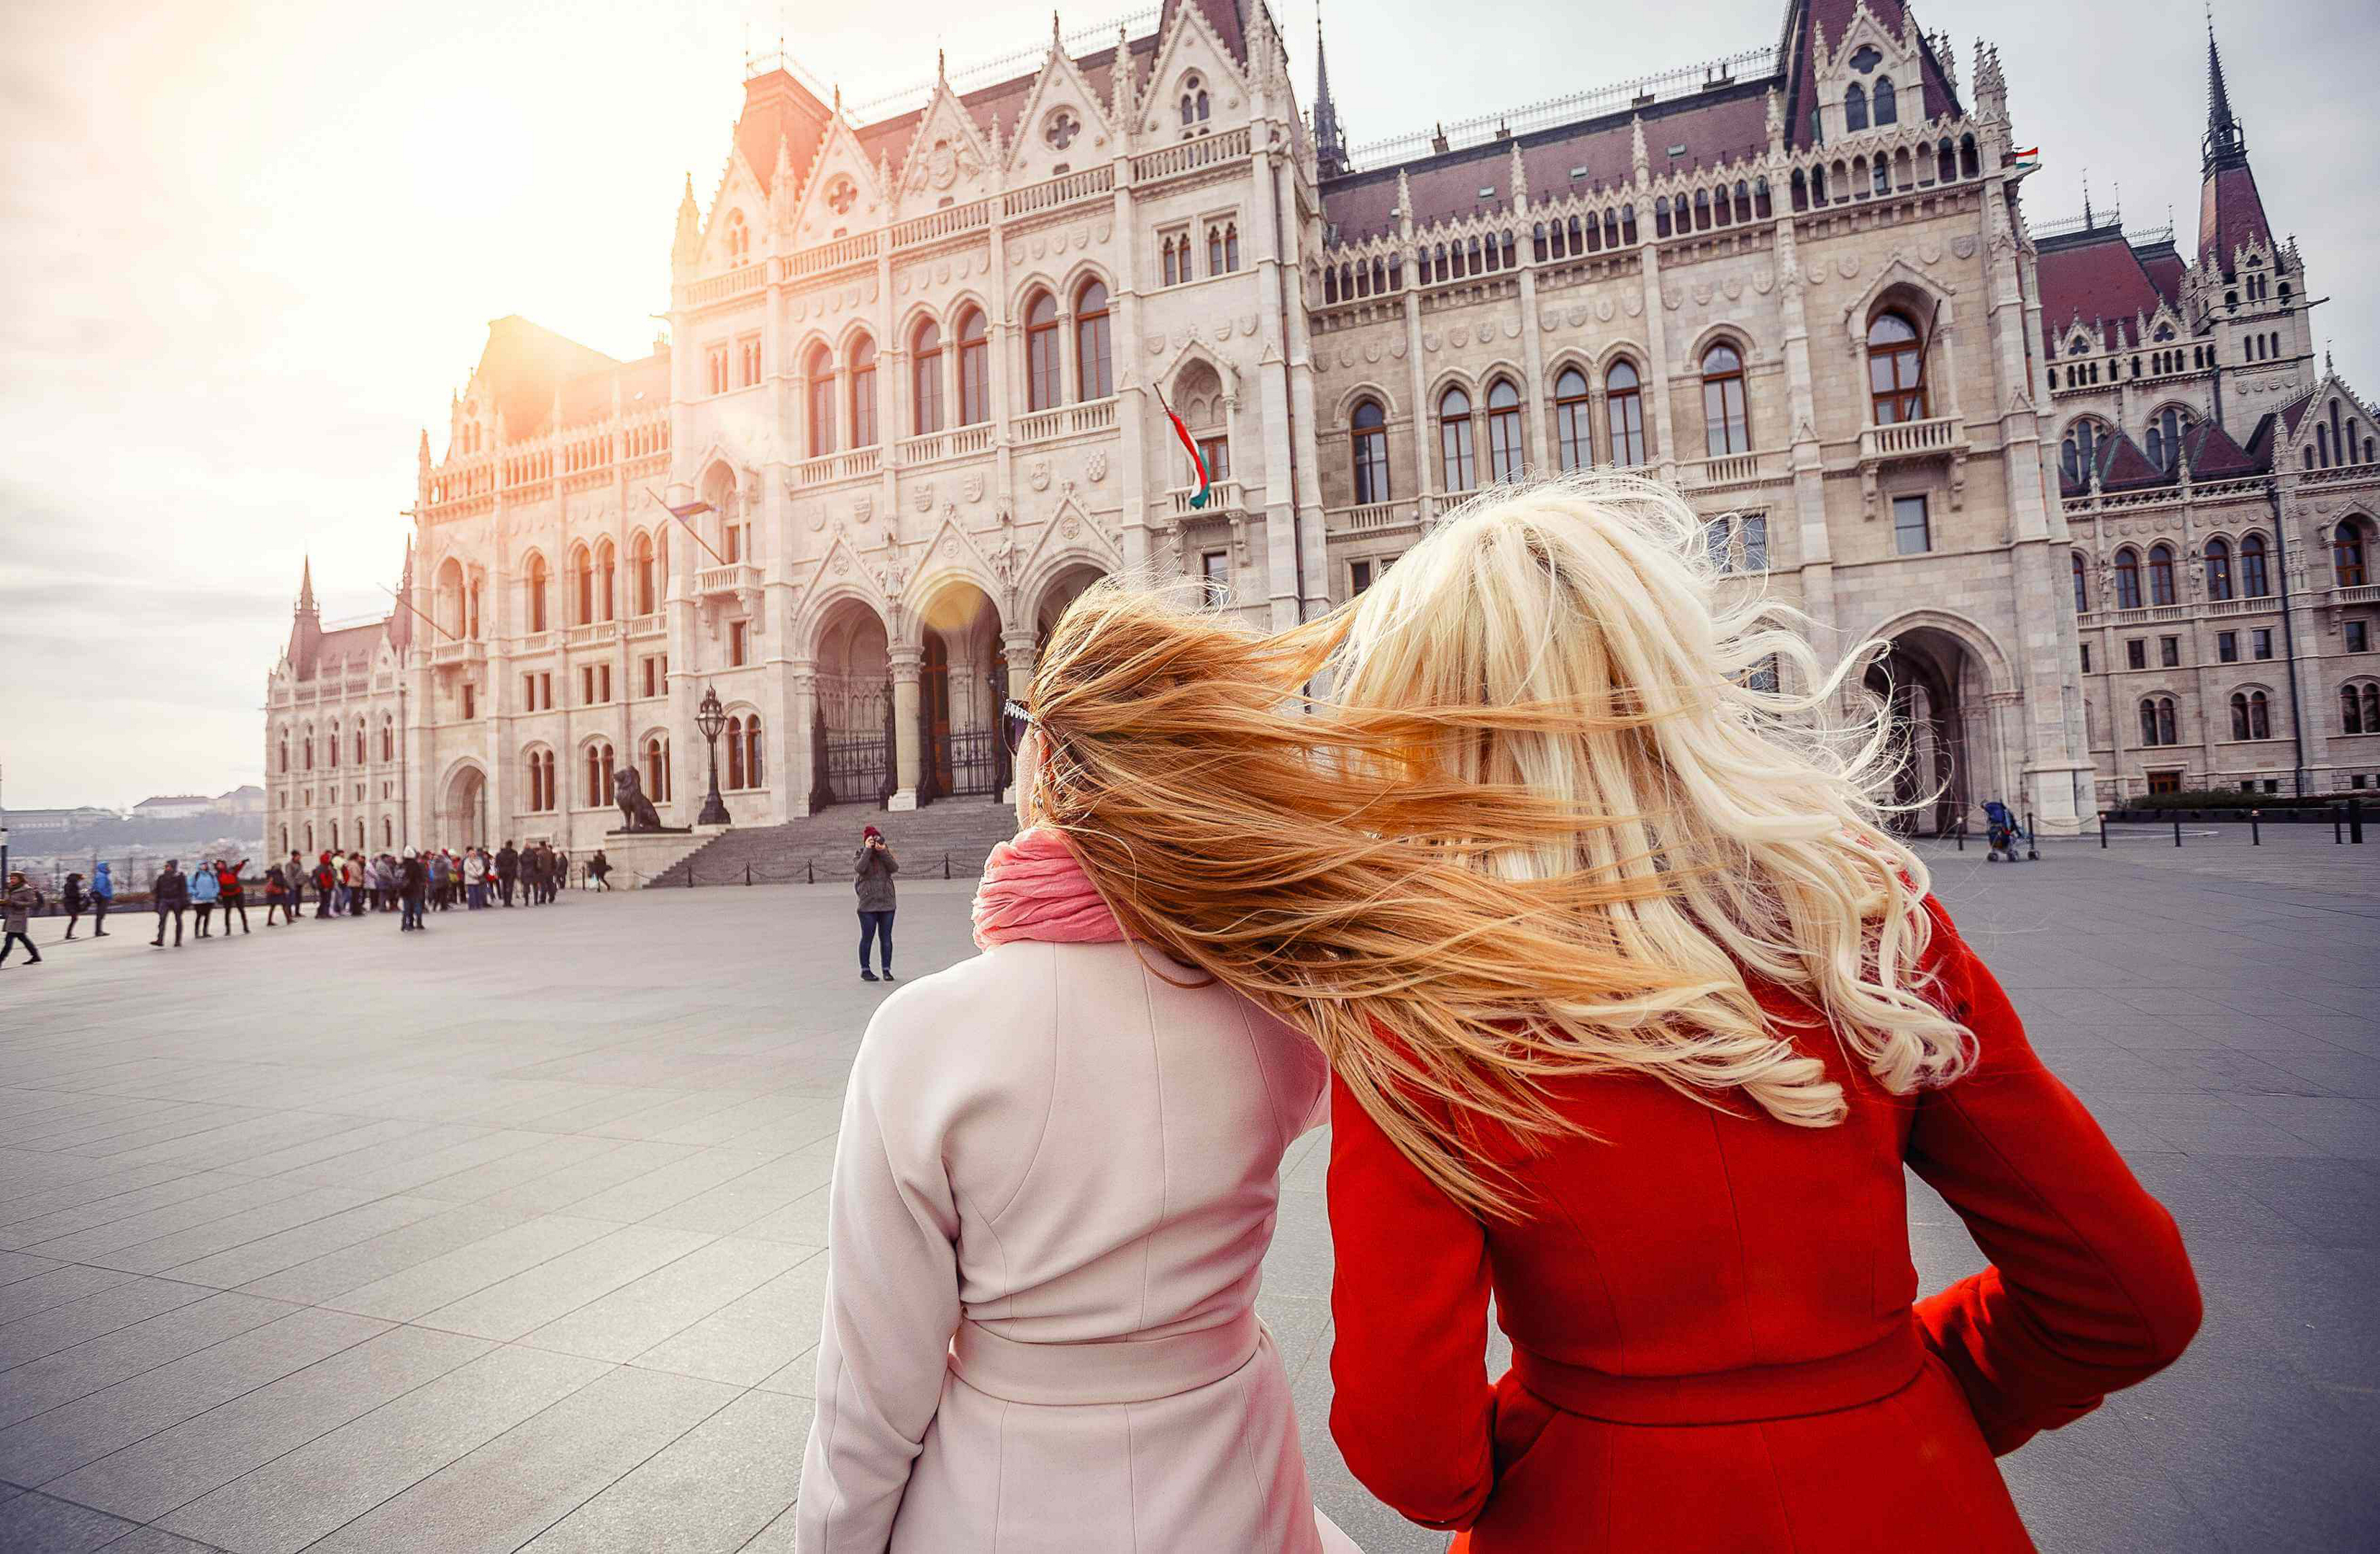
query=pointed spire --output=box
[296,555,317,614]
[2204,17,2247,173]
[671,171,701,271]
[1312,11,1347,178]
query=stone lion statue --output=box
[612,766,662,832]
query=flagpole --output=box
[646,487,728,565]
[381,584,458,642]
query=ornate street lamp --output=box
[695,685,732,826]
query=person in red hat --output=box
[854,824,899,982]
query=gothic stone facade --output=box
[268,0,2366,858]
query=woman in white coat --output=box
[796,654,1360,1551]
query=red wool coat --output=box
[1325,900,2201,1553]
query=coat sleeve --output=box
[1907,898,2202,1455]
[1325,1071,1496,1530]
[797,1012,963,1552]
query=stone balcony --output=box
[697,563,763,605]
[791,447,883,488]
[894,424,995,466]
[1858,414,1966,463]
[1683,449,1781,491]
[1325,501,1421,535]
[1015,397,1117,444]
[430,638,486,668]
[566,620,619,651]
[1168,479,1247,517]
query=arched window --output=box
[325,723,337,768]
[1867,311,1927,424]
[2071,551,2090,613]
[1606,360,1645,467]
[2343,683,2374,736]
[303,726,314,771]
[642,735,671,804]
[383,816,394,848]
[1074,280,1112,399]
[571,545,594,624]
[2205,537,2235,600]
[1872,158,1890,196]
[353,722,365,765]
[631,532,657,616]
[2335,519,2369,586]
[2139,697,2176,746]
[594,538,616,622]
[2146,406,2191,472]
[805,344,836,455]
[583,740,614,807]
[304,822,314,853]
[1207,224,1225,275]
[525,748,555,812]
[1959,135,1979,178]
[2230,690,2271,740]
[745,715,764,790]
[1438,386,1476,491]
[1485,379,1525,483]
[1554,367,1591,471]
[725,714,763,789]
[848,336,878,447]
[2148,543,2176,606]
[1025,291,1060,411]
[2241,532,2271,596]
[955,309,989,424]
[1845,82,1868,132]
[1350,398,1389,504]
[911,319,943,435]
[278,729,290,773]
[1873,76,1898,126]
[2114,548,2143,610]
[1700,342,1748,456]
[2061,419,2103,487]
[1178,74,1209,131]
[725,209,748,265]
[526,553,548,633]
[380,715,394,763]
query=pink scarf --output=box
[972,827,1125,950]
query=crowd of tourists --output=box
[3,841,614,962]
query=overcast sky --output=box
[3,0,2373,809]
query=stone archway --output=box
[915,579,1005,803]
[440,763,489,850]
[1032,562,1109,656]
[809,596,894,809]
[1863,626,2005,837]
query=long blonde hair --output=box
[1025,474,1970,1216]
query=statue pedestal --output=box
[593,829,717,889]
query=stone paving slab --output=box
[0,849,2372,1551]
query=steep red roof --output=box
[2197,163,2274,273]
[469,317,622,442]
[737,69,834,201]
[1777,0,1960,151]
[2096,430,2166,493]
[1159,0,1246,64]
[1322,81,1771,245]
[2136,241,2186,312]
[850,35,1160,193]
[2035,225,2163,353]
[2181,417,2268,480]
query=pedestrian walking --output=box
[217,858,250,935]
[151,860,189,947]
[463,848,488,909]
[88,860,112,937]
[587,849,611,891]
[344,853,367,917]
[313,853,336,919]
[61,873,87,940]
[189,858,219,937]
[495,840,519,906]
[430,850,451,909]
[1,873,42,966]
[399,849,428,931]
[553,848,571,898]
[262,863,291,925]
[854,824,899,982]
[285,850,307,915]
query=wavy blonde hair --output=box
[1025,473,1971,1217]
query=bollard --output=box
[745,862,753,886]
[2251,810,2261,846]
[2353,799,2367,845]
[807,858,814,885]
[1956,825,1964,853]
[943,852,952,880]
[2099,813,2109,849]
[2174,819,2184,848]
[685,865,694,888]
[2025,810,2039,861]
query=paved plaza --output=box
[0,832,2373,1553]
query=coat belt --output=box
[950,1309,1263,1407]
[1512,1322,1927,1427]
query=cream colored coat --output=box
[796,938,1359,1553]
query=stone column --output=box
[1001,629,1038,804]
[784,660,817,819]
[1639,242,1679,486]
[1773,216,1836,639]
[887,645,923,811]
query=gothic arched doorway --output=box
[917,580,1004,801]
[1863,626,1997,837]
[441,764,488,850]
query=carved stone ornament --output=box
[963,472,985,504]
[853,493,873,524]
[1086,452,1109,483]
[914,481,933,513]
[1029,461,1051,493]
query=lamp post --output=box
[695,686,732,827]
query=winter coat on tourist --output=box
[463,853,486,885]
[189,868,219,905]
[90,863,113,901]
[3,883,37,936]
[153,866,189,908]
[796,829,1353,1554]
[62,878,86,914]
[852,832,899,913]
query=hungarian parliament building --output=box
[263,0,2379,863]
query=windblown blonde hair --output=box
[1025,473,1971,1217]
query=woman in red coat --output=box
[1022,477,2200,1551]
[1307,480,2202,1551]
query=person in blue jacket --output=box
[89,860,114,937]
[188,858,220,937]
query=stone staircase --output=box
[642,799,1019,889]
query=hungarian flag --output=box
[1161,394,1211,509]
[646,488,724,563]
[2012,146,2040,173]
